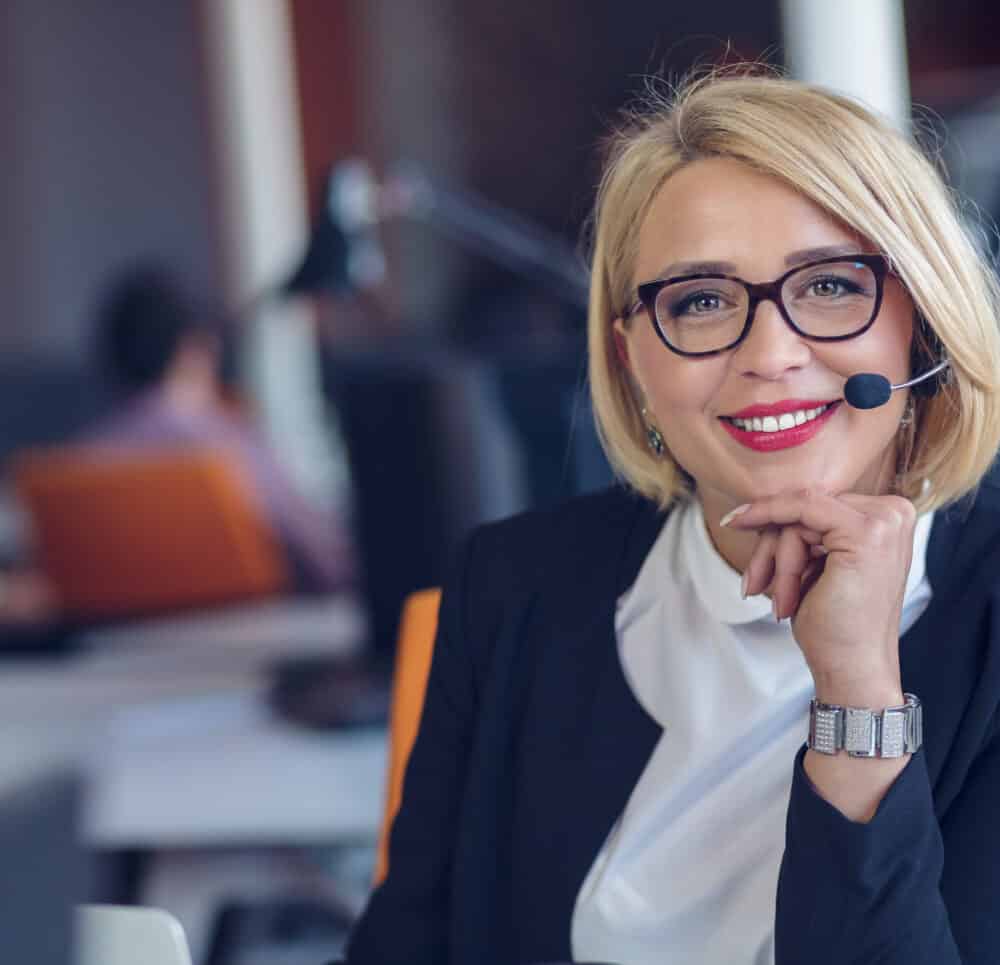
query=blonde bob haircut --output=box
[587,68,1000,515]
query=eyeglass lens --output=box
[653,260,879,354]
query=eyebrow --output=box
[650,244,865,281]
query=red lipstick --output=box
[724,398,837,419]
[719,400,842,452]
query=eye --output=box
[670,290,731,316]
[811,277,846,297]
[799,274,868,299]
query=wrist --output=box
[812,658,902,707]
[813,680,905,707]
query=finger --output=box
[795,527,825,546]
[835,492,917,536]
[835,492,916,521]
[772,525,809,620]
[743,525,821,599]
[720,491,866,549]
[743,527,779,599]
[799,557,825,598]
[828,494,917,576]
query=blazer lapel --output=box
[508,493,666,962]
[903,489,1000,806]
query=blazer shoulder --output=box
[927,463,1000,595]
[443,485,658,688]
[443,485,657,627]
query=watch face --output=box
[809,703,841,755]
[881,708,907,758]
[844,707,877,757]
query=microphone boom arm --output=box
[891,358,950,392]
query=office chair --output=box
[373,587,442,885]
[14,449,288,619]
[76,905,193,965]
[320,343,524,661]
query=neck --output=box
[157,370,218,413]
[154,341,221,413]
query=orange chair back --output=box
[13,448,288,619]
[373,587,442,885]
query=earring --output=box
[641,407,665,456]
[898,395,915,431]
[894,396,918,495]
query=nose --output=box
[730,296,812,380]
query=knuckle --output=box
[870,496,916,534]
[867,517,890,542]
[889,496,917,525]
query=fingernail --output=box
[740,571,749,599]
[719,504,751,527]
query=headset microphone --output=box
[843,358,950,409]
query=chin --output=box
[737,464,847,500]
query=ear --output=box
[612,318,631,372]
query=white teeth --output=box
[729,403,830,433]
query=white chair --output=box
[76,905,193,965]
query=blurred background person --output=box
[85,264,356,597]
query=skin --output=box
[614,157,919,821]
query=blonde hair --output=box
[587,68,1000,514]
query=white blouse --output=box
[571,497,935,965]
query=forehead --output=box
[634,157,863,284]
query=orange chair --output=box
[373,587,442,885]
[13,449,288,619]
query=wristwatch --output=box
[808,693,923,758]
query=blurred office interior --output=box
[2,0,999,962]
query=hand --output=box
[721,490,916,702]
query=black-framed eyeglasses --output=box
[627,253,890,358]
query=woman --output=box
[344,71,1000,964]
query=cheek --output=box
[631,341,725,424]
[872,292,915,379]
[823,310,912,384]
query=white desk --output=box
[87,689,386,848]
[0,594,387,849]
[77,594,367,673]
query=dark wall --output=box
[0,0,219,360]
[351,0,781,332]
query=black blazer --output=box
[345,470,1000,965]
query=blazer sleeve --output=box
[343,528,483,965]
[775,717,1000,964]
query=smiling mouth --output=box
[719,402,836,433]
